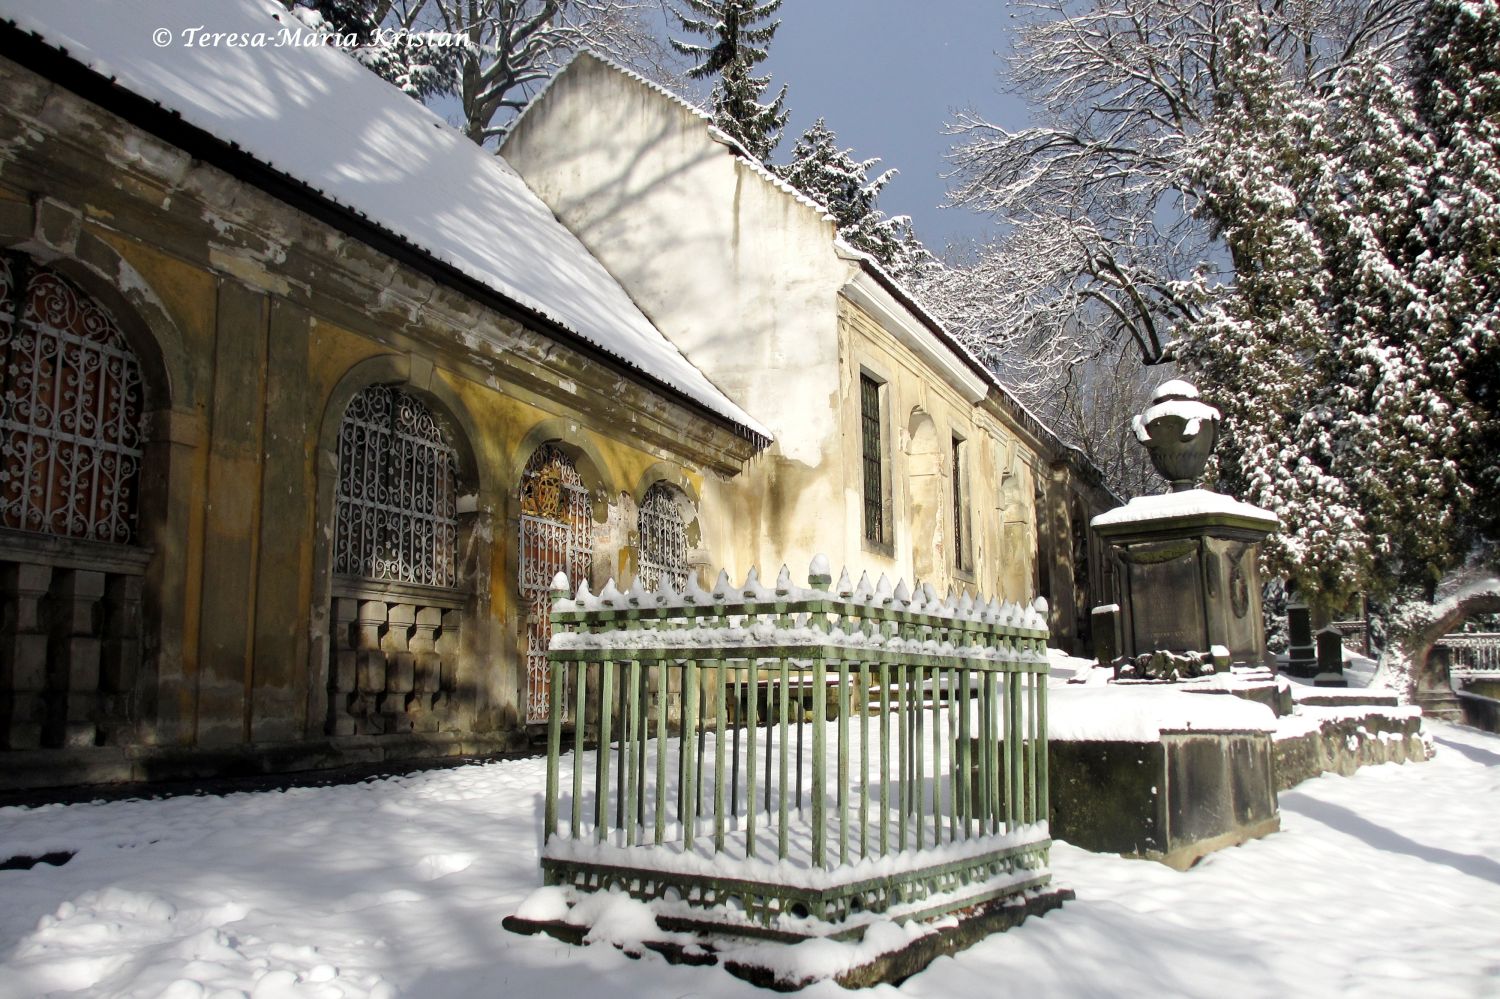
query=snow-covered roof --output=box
[0,0,767,441]
[1091,488,1279,530]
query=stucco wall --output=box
[504,55,1058,601]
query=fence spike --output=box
[599,578,622,607]
[893,579,911,605]
[657,577,679,607]
[627,577,650,606]
[712,570,733,601]
[776,564,793,595]
[853,571,873,603]
[875,573,893,603]
[836,567,854,597]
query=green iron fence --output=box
[541,557,1054,936]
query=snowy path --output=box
[1,723,1496,998]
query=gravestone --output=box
[1285,602,1317,678]
[1314,626,1348,687]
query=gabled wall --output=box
[505,55,855,580]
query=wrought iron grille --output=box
[637,483,688,591]
[334,384,458,588]
[0,255,144,544]
[860,374,882,543]
[520,443,591,723]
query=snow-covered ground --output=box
[2,722,1497,999]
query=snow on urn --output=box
[1132,380,1221,492]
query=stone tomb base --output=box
[503,886,1073,990]
[1049,728,1280,870]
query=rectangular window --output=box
[860,374,883,544]
[952,435,968,571]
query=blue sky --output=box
[749,0,1030,253]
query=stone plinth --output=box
[1092,489,1278,666]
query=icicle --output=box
[835,567,854,598]
[853,571,874,603]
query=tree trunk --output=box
[1372,576,1500,702]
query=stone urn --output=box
[1132,380,1221,492]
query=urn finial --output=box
[1132,380,1221,492]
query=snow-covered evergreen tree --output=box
[1176,0,1500,697]
[774,119,929,277]
[670,0,789,162]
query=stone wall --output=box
[1272,713,1432,791]
[1049,730,1280,870]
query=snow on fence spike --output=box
[655,578,679,607]
[922,582,939,605]
[598,579,622,607]
[958,591,975,616]
[712,570,732,601]
[875,573,893,603]
[741,566,769,601]
[853,571,874,603]
[550,571,569,592]
[809,552,832,578]
[1033,596,1049,614]
[893,579,912,605]
[684,574,708,605]
[573,580,595,611]
[626,578,650,606]
[775,564,793,595]
[835,567,854,597]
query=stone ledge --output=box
[0,732,524,800]
[1273,712,1430,791]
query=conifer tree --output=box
[775,119,929,276]
[670,0,789,161]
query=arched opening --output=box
[0,254,145,543]
[334,384,459,588]
[519,442,593,724]
[325,380,478,738]
[0,253,153,750]
[906,409,942,584]
[637,482,692,590]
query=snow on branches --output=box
[774,119,929,278]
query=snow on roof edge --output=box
[0,3,769,445]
